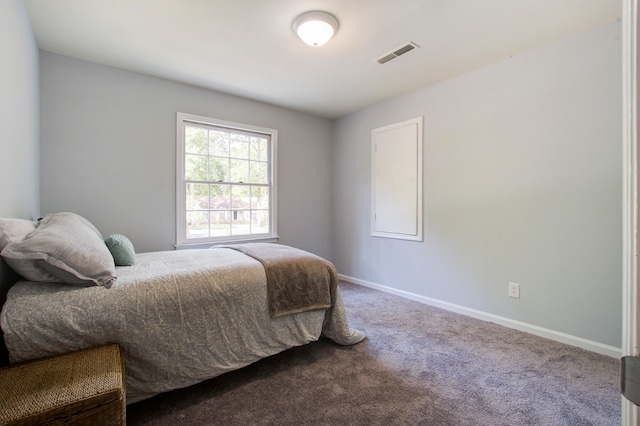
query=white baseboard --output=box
[339,274,622,359]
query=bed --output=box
[0,212,365,404]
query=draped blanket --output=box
[225,243,337,318]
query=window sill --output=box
[174,235,280,250]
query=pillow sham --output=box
[0,218,37,252]
[105,233,136,266]
[1,212,117,287]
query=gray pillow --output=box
[0,218,37,252]
[0,212,117,288]
[105,233,136,266]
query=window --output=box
[176,112,277,247]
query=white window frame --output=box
[176,112,278,248]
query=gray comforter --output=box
[0,246,365,403]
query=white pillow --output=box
[0,218,37,252]
[1,212,117,287]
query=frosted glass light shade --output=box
[292,11,339,47]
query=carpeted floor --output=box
[126,282,621,425]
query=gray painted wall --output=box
[0,0,39,219]
[39,52,333,258]
[332,22,623,347]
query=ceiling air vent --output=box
[375,42,419,65]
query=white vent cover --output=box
[375,42,419,64]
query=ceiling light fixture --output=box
[292,11,339,47]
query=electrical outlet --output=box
[509,282,520,299]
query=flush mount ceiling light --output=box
[292,11,339,47]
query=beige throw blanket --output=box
[225,243,336,318]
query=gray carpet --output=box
[126,282,621,425]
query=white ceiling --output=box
[23,0,621,119]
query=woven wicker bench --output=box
[0,344,125,425]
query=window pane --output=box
[251,186,269,209]
[230,159,249,183]
[210,130,229,157]
[249,161,267,184]
[231,210,250,235]
[185,126,208,155]
[186,183,209,210]
[186,211,209,239]
[209,157,229,182]
[185,154,208,181]
[210,211,230,237]
[231,185,250,210]
[251,210,269,234]
[210,184,230,210]
[230,134,250,159]
[250,137,268,161]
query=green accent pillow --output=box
[105,234,136,266]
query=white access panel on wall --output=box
[371,116,423,241]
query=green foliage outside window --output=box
[184,124,271,240]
